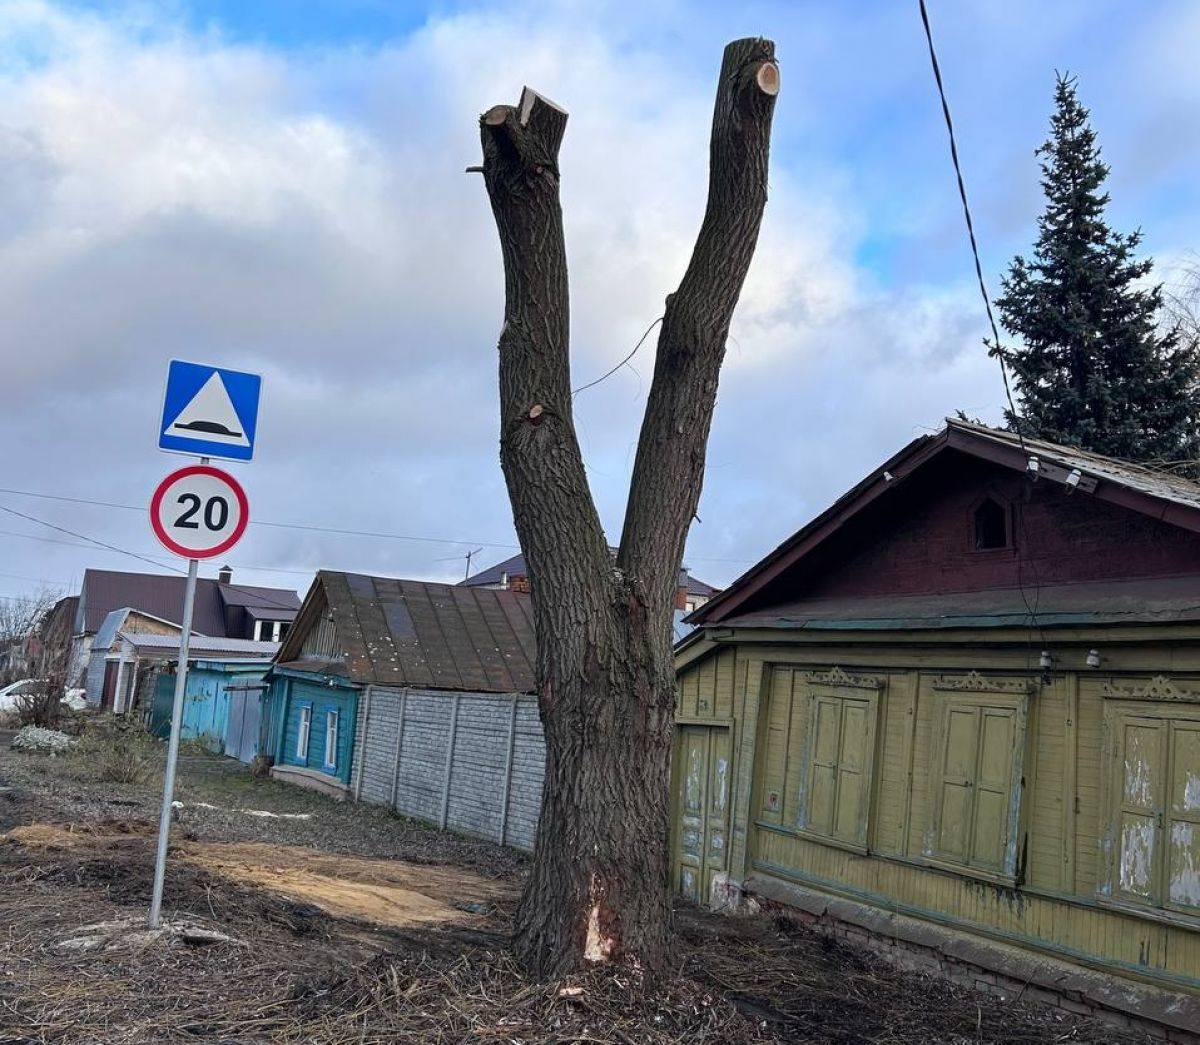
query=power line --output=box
[0,526,321,577]
[917,0,1026,453]
[0,503,184,575]
[0,486,518,552]
[0,485,752,566]
[0,502,301,614]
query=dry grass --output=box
[0,743,1165,1045]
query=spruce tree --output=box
[996,74,1200,463]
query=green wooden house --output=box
[674,420,1200,1034]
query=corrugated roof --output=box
[948,419,1200,513]
[282,571,537,693]
[462,550,718,597]
[79,569,299,635]
[122,632,279,656]
[92,609,133,653]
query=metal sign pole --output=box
[148,455,209,929]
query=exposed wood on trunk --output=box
[478,38,778,978]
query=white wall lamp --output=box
[1086,649,1102,669]
[1027,455,1040,480]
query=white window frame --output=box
[323,708,339,771]
[296,704,312,760]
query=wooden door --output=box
[101,661,119,711]
[673,725,731,905]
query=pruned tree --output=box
[476,38,778,976]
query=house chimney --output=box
[676,568,689,612]
[218,564,232,584]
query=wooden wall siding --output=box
[351,686,545,850]
[279,679,357,785]
[676,643,1200,991]
[751,828,1197,989]
[765,454,1200,606]
[1027,678,1068,892]
[299,607,341,662]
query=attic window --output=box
[974,498,1010,550]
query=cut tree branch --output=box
[479,82,612,695]
[617,37,779,614]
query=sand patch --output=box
[181,841,512,930]
[4,822,511,932]
[5,820,155,848]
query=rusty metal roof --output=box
[948,419,1200,514]
[281,571,537,694]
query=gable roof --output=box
[693,419,1200,627]
[278,571,537,694]
[77,569,299,636]
[462,550,719,597]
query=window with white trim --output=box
[296,705,312,760]
[324,709,339,771]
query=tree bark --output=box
[478,39,778,979]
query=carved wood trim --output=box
[800,666,884,691]
[1101,676,1200,703]
[930,670,1034,695]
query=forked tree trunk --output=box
[478,37,778,979]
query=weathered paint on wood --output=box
[674,644,1200,993]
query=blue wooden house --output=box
[264,571,545,847]
[147,654,275,761]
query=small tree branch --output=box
[617,37,779,613]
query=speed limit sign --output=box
[150,464,249,559]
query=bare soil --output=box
[0,738,1162,1044]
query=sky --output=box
[2,0,1200,609]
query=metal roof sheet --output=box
[717,575,1200,632]
[948,419,1200,514]
[289,571,538,693]
[79,569,299,635]
[121,632,281,656]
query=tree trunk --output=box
[478,38,778,979]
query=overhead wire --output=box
[0,502,302,615]
[918,0,1026,454]
[918,0,1042,644]
[0,486,751,566]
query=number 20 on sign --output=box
[150,464,249,559]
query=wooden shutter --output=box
[1167,722,1200,911]
[1113,717,1166,905]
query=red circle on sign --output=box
[150,465,249,559]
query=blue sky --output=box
[2,0,1199,604]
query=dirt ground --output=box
[0,735,1165,1044]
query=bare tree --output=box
[0,588,61,685]
[477,38,778,976]
[1165,253,1200,350]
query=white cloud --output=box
[0,0,1016,599]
